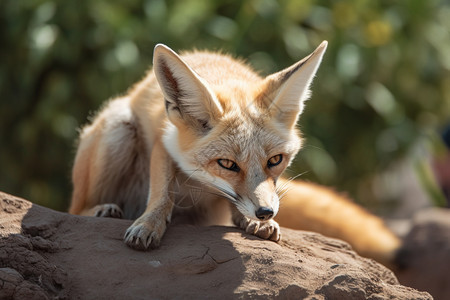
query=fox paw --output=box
[239,217,281,242]
[93,204,123,218]
[124,214,167,250]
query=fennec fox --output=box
[70,41,400,265]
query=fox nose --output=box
[255,207,274,221]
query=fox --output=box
[69,41,400,266]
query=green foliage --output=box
[0,0,449,211]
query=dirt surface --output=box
[0,192,431,299]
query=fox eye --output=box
[217,159,240,172]
[267,154,283,168]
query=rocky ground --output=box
[0,192,441,299]
[394,208,450,300]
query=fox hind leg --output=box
[70,98,150,220]
[93,204,123,218]
[75,203,123,218]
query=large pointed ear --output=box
[153,44,223,131]
[258,41,327,128]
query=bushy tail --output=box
[276,179,401,266]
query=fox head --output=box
[155,42,327,221]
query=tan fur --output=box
[70,42,400,264]
[276,179,400,266]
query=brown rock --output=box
[395,208,450,300]
[0,192,431,299]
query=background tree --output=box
[0,0,448,212]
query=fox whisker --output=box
[276,172,309,202]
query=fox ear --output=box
[259,41,327,128]
[153,44,223,131]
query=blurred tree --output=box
[0,0,448,211]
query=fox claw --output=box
[124,214,166,250]
[93,204,123,218]
[240,217,281,242]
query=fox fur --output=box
[69,42,400,266]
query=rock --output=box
[0,192,431,299]
[395,208,450,300]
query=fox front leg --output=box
[232,207,281,242]
[124,141,175,250]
